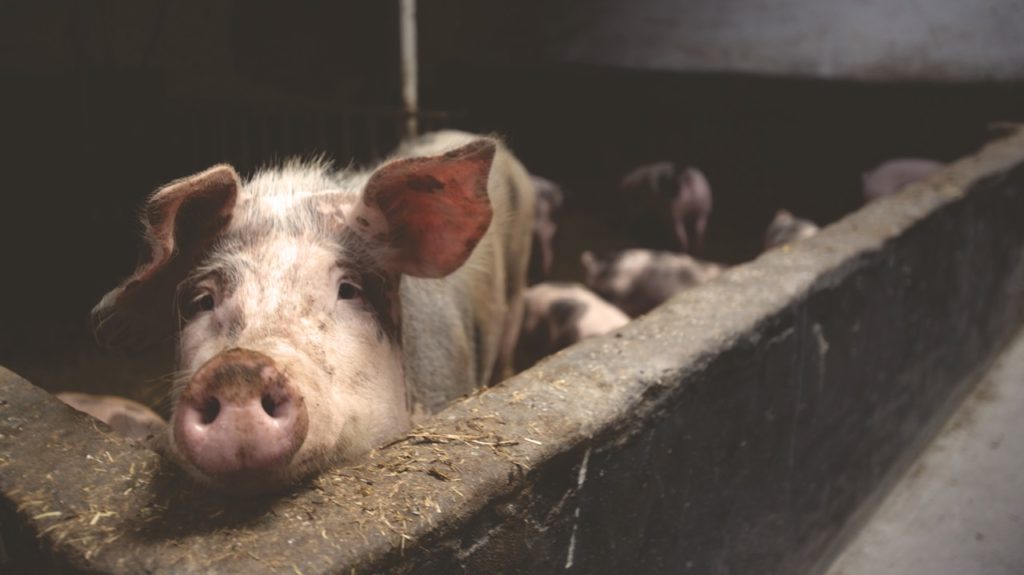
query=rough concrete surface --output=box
[826,324,1024,575]
[2,130,1024,574]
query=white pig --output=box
[91,131,535,493]
[514,282,629,370]
[581,249,724,317]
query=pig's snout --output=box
[173,349,309,483]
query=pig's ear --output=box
[349,139,495,278]
[92,165,240,349]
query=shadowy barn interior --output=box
[2,1,1023,573]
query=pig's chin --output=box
[158,436,324,496]
[158,426,387,496]
[187,467,306,497]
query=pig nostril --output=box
[198,398,221,425]
[261,395,277,417]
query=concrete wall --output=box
[2,129,1024,573]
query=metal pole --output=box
[399,0,418,139]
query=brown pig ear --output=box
[349,139,495,278]
[92,165,240,349]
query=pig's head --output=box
[93,140,496,493]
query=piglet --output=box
[763,209,820,251]
[514,282,629,370]
[57,392,166,441]
[617,162,713,254]
[862,158,943,202]
[672,167,713,254]
[581,249,724,317]
[527,175,565,283]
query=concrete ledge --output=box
[3,130,1024,574]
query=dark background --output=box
[1,1,1022,397]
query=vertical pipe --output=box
[399,0,418,139]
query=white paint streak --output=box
[812,322,830,393]
[565,447,592,569]
[565,531,577,569]
[576,446,591,488]
[456,530,493,561]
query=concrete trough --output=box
[2,129,1024,574]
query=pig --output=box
[672,167,714,254]
[861,158,943,202]
[514,282,629,371]
[57,392,166,441]
[581,249,724,318]
[91,131,535,493]
[617,162,713,254]
[763,209,820,251]
[527,175,564,283]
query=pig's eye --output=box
[337,281,362,300]
[184,292,216,318]
[196,293,216,311]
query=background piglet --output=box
[764,209,820,250]
[581,249,724,317]
[672,167,714,254]
[514,282,629,370]
[57,392,166,441]
[862,158,943,202]
[527,175,565,283]
[617,162,713,254]
[91,131,535,493]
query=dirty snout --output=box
[172,348,309,490]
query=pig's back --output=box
[397,131,536,412]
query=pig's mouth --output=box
[162,450,310,496]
